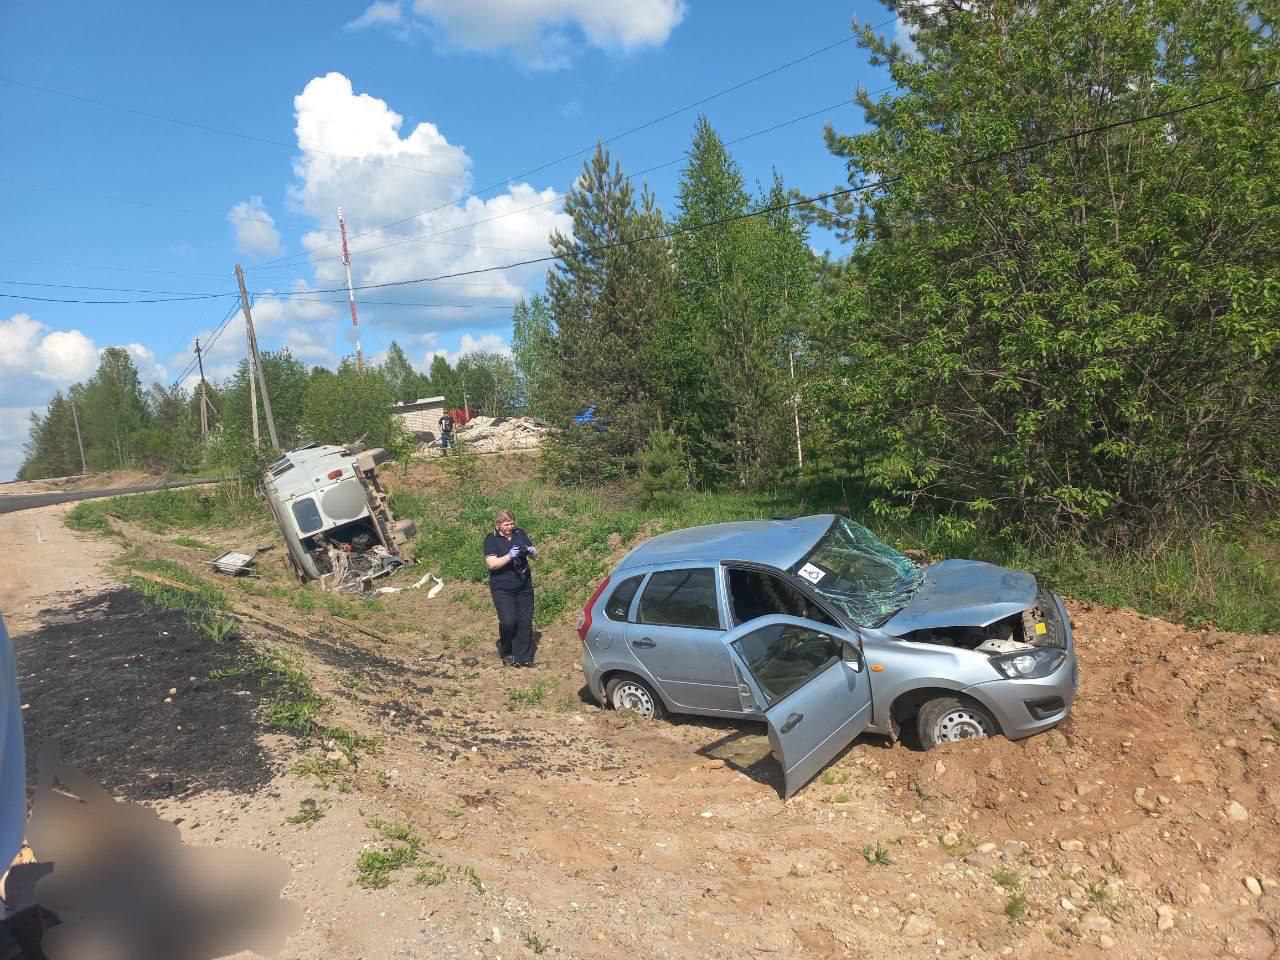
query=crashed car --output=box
[262,443,416,588]
[578,515,1078,797]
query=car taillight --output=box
[578,575,611,643]
[327,469,343,480]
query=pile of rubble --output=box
[449,416,549,454]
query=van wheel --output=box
[918,697,995,749]
[606,677,666,720]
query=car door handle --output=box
[780,712,804,734]
[632,637,657,649]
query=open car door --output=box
[721,615,873,799]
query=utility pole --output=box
[195,338,209,436]
[70,399,87,475]
[337,206,363,373]
[235,264,281,452]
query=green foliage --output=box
[211,350,310,482]
[300,359,412,458]
[286,798,325,826]
[505,681,551,709]
[540,143,673,484]
[65,485,264,534]
[861,841,894,866]
[511,295,557,417]
[812,0,1280,538]
[356,823,422,889]
[1004,892,1029,921]
[635,428,689,504]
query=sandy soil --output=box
[3,496,1278,960]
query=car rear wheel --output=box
[918,697,995,749]
[606,677,666,720]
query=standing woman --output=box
[484,509,537,667]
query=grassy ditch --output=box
[66,484,267,535]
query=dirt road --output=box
[4,507,1278,959]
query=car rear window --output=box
[291,496,324,535]
[638,568,720,630]
[727,568,836,627]
[604,574,644,622]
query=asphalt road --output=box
[0,478,223,515]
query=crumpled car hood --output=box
[879,559,1038,635]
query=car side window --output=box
[727,568,836,627]
[637,568,721,630]
[604,574,644,622]
[732,624,841,706]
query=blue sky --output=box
[0,0,900,479]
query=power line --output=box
[0,291,233,304]
[292,79,1280,298]
[250,20,890,271]
[0,77,469,182]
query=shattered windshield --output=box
[789,518,922,627]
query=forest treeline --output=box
[22,0,1279,544]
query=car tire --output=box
[917,696,996,749]
[606,676,667,721]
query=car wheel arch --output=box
[889,685,1005,738]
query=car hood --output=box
[879,559,1038,635]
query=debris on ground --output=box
[426,416,549,455]
[376,571,444,597]
[209,551,255,576]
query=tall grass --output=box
[66,485,265,534]
[392,479,1279,633]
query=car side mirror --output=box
[841,638,864,671]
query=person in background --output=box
[0,617,25,915]
[438,411,455,455]
[483,509,537,667]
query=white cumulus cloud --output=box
[349,0,684,67]
[423,332,510,367]
[284,73,570,338]
[228,196,283,257]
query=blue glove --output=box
[526,545,537,557]
[507,545,521,559]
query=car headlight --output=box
[992,648,1065,680]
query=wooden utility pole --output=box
[70,399,87,474]
[195,338,209,436]
[235,264,281,452]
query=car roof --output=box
[617,514,834,572]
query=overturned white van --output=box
[262,442,416,585]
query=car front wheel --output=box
[917,696,995,749]
[606,677,666,720]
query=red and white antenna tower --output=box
[337,205,363,373]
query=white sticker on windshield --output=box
[797,562,826,584]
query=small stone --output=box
[1156,904,1175,931]
[1060,839,1085,852]
[941,831,960,847]
[1058,799,1073,812]
[976,842,998,854]
[167,687,177,695]
[1226,801,1249,822]
[900,914,932,937]
[1061,898,1077,911]
[163,697,172,703]
[490,927,502,945]
[1099,934,1116,948]
[1081,912,1112,933]
[791,862,815,878]
[1134,788,1157,811]
[1244,876,1263,898]
[934,760,946,775]
[700,810,714,818]
[1069,883,1086,900]
[1031,855,1049,868]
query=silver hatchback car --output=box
[579,515,1079,797]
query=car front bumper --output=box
[962,593,1079,739]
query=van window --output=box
[605,574,644,622]
[638,569,720,629]
[727,568,837,627]
[291,497,324,535]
